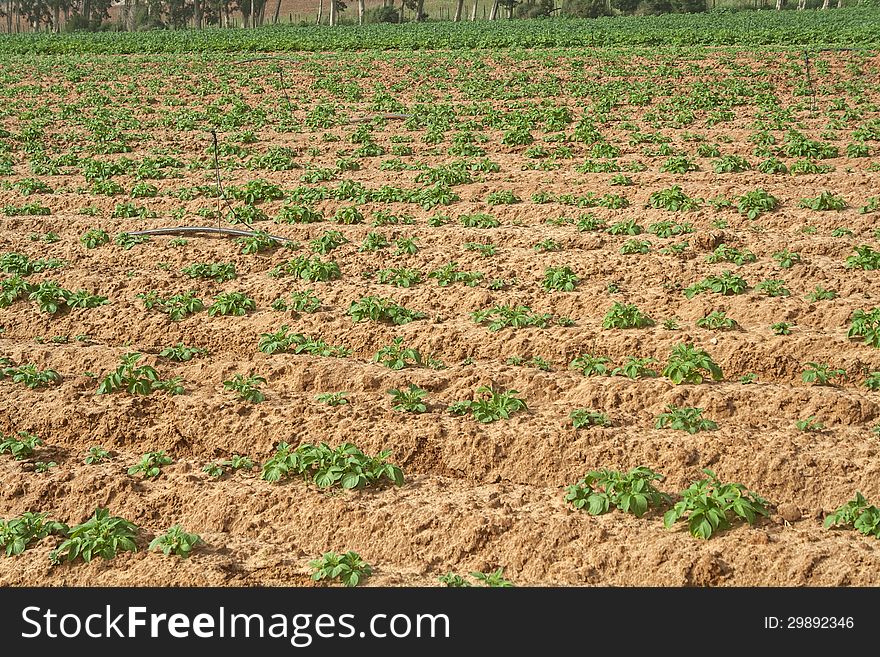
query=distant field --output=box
[1,8,879,53]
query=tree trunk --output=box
[821,0,829,7]
[470,0,478,20]
[316,0,323,23]
[399,0,404,21]
[329,0,336,25]
[357,0,364,23]
[775,0,782,9]
[488,0,498,19]
[416,0,424,19]
[454,0,464,20]
[53,3,60,31]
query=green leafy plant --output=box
[223,373,266,403]
[796,416,825,433]
[697,311,738,331]
[149,525,203,558]
[603,302,654,329]
[0,431,43,460]
[799,191,846,211]
[316,392,349,406]
[50,508,138,564]
[736,188,778,219]
[388,384,428,413]
[663,469,770,539]
[611,357,658,379]
[84,446,110,464]
[662,343,723,384]
[2,363,61,389]
[261,441,403,489]
[449,385,527,423]
[472,305,552,332]
[569,409,612,428]
[349,296,425,325]
[565,467,668,517]
[159,343,207,362]
[757,279,791,297]
[570,353,611,377]
[373,338,422,370]
[127,451,173,479]
[97,353,180,395]
[310,551,372,587]
[0,511,67,557]
[655,405,718,433]
[80,228,110,249]
[181,262,236,282]
[208,291,255,316]
[824,492,880,539]
[845,245,880,270]
[847,308,880,348]
[541,266,579,292]
[802,362,846,386]
[470,568,514,587]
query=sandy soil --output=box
[0,48,879,586]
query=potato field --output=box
[1,16,880,586]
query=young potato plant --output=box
[796,416,825,433]
[272,289,321,313]
[0,511,68,557]
[470,568,514,587]
[149,525,203,558]
[181,262,236,282]
[684,271,748,298]
[706,244,756,266]
[223,374,266,403]
[603,302,655,329]
[258,326,349,357]
[736,188,778,219]
[802,362,846,386]
[349,296,425,325]
[373,337,423,370]
[655,405,718,433]
[208,291,255,316]
[377,267,422,288]
[97,353,183,395]
[662,343,723,384]
[845,245,880,270]
[449,385,527,423]
[80,228,110,249]
[570,353,611,377]
[159,343,207,362]
[270,256,341,282]
[138,291,204,321]
[316,392,349,406]
[570,409,612,429]
[541,266,579,292]
[50,508,139,564]
[0,431,43,460]
[824,492,880,539]
[612,356,658,379]
[84,446,111,464]
[664,469,770,539]
[565,467,669,517]
[310,551,372,587]
[128,451,173,479]
[847,308,880,348]
[260,441,403,489]
[696,311,739,331]
[2,363,61,389]
[388,384,428,413]
[472,305,552,331]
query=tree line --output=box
[0,0,860,33]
